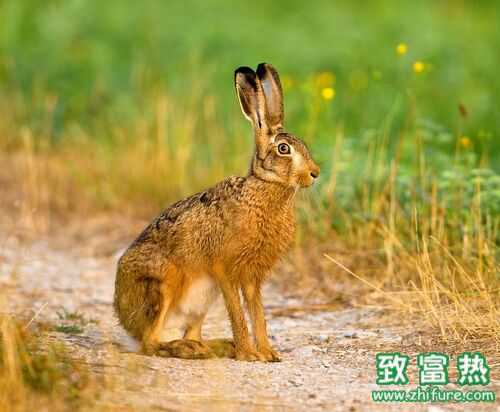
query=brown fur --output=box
[113,63,320,361]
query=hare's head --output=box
[235,63,320,188]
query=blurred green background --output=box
[1,0,499,218]
[0,4,498,400]
[2,0,498,140]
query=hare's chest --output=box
[259,215,295,252]
[234,209,295,270]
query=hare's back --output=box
[129,176,247,253]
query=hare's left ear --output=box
[256,63,284,132]
[235,67,260,126]
[235,66,270,159]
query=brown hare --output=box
[114,63,320,362]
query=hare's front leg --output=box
[242,279,281,362]
[217,277,265,361]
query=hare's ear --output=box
[235,66,270,158]
[256,63,284,132]
[235,67,261,128]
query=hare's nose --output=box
[310,165,320,179]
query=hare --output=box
[114,63,320,362]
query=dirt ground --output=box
[0,215,498,411]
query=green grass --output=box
[1,1,499,224]
[54,325,84,335]
[54,309,97,335]
[1,0,499,164]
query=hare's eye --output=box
[277,143,291,155]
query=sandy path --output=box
[0,224,497,411]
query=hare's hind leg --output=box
[156,339,215,359]
[204,339,236,358]
[183,315,205,341]
[142,283,173,355]
[154,315,214,359]
[155,338,235,359]
[180,316,235,359]
[184,317,236,358]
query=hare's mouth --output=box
[298,174,316,188]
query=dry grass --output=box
[317,132,500,347]
[0,93,250,223]
[1,89,498,360]
[0,314,96,411]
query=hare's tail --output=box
[113,265,161,341]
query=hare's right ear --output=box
[256,63,284,132]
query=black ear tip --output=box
[256,63,268,77]
[256,63,279,79]
[235,66,255,78]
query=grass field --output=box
[1,1,499,409]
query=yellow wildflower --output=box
[396,43,407,55]
[413,61,425,73]
[459,136,471,148]
[321,87,335,100]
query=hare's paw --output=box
[235,348,266,362]
[142,341,159,356]
[157,339,216,359]
[205,339,236,358]
[258,346,281,362]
